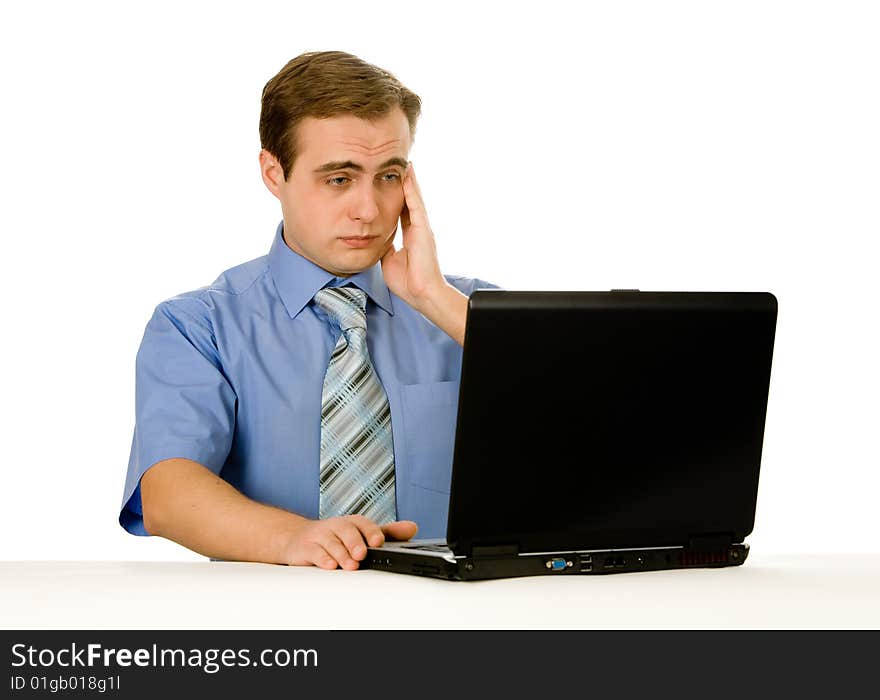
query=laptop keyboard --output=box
[396,543,451,552]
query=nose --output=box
[349,181,380,223]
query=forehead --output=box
[295,109,411,165]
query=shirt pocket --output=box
[399,380,459,494]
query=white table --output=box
[2,554,878,629]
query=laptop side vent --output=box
[411,563,441,575]
[680,550,729,567]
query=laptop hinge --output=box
[687,533,734,551]
[471,544,519,559]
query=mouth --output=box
[338,236,378,249]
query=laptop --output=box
[363,290,778,580]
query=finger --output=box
[346,514,386,548]
[381,520,419,542]
[317,532,358,570]
[402,163,428,228]
[400,199,411,231]
[403,164,423,215]
[331,519,372,561]
[296,542,338,570]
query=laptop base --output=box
[363,543,749,581]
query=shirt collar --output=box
[267,220,394,319]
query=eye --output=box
[325,173,400,188]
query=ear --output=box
[259,149,284,198]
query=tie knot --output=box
[313,286,367,331]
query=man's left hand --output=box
[380,162,446,308]
[380,163,469,346]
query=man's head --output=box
[258,51,422,277]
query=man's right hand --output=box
[281,515,418,570]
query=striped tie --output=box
[312,286,397,524]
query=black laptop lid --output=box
[447,291,777,555]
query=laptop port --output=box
[545,558,571,571]
[603,556,626,568]
[412,564,440,575]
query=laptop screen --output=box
[447,291,777,554]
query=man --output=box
[119,51,500,569]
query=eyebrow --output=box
[312,157,409,174]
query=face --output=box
[259,108,411,277]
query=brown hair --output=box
[259,51,422,181]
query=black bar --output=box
[2,630,876,696]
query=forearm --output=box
[141,458,303,564]
[416,281,469,346]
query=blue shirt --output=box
[120,221,500,539]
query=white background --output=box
[1,1,877,562]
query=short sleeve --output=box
[469,277,503,293]
[119,297,237,536]
[445,275,504,295]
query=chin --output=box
[329,256,380,276]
